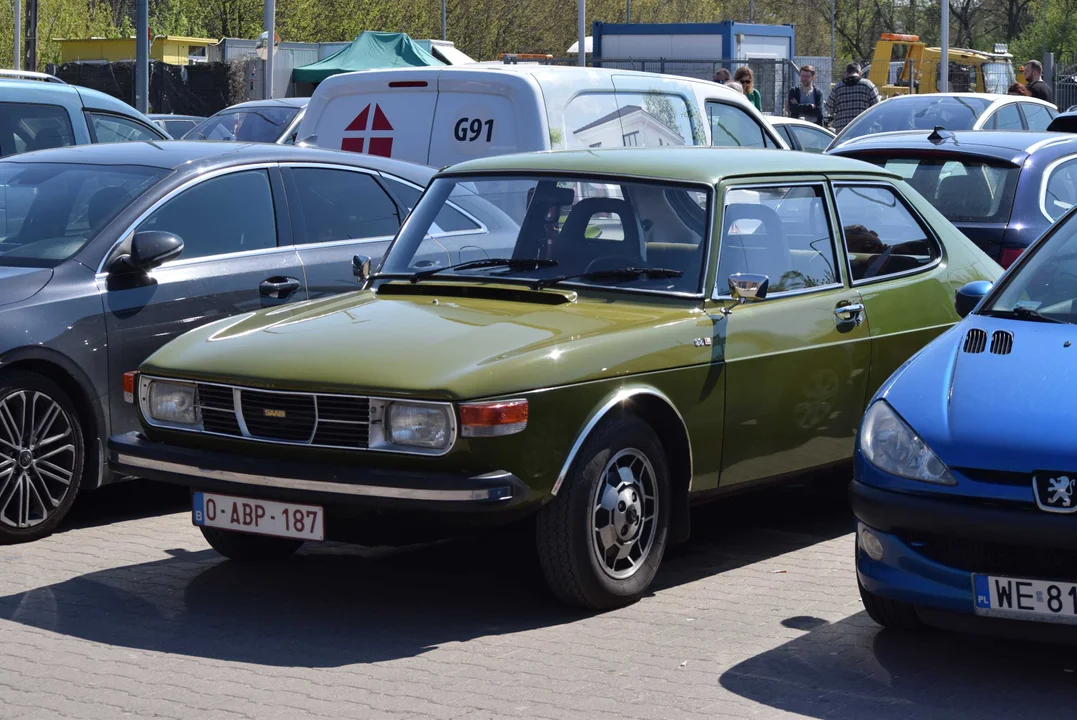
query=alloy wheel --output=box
[0,391,76,529]
[590,448,659,580]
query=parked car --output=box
[767,116,834,153]
[148,114,203,138]
[829,129,1077,268]
[185,99,309,144]
[0,69,167,157]
[0,140,511,544]
[853,207,1077,632]
[109,147,997,609]
[826,93,1058,151]
[295,65,788,166]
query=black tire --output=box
[0,370,86,545]
[858,578,923,631]
[536,412,671,610]
[200,526,304,561]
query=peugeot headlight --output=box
[386,402,452,449]
[146,380,199,426]
[861,401,955,485]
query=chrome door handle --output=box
[835,302,865,324]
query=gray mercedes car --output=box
[0,140,505,543]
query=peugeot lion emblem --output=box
[1033,474,1077,513]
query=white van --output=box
[296,65,788,166]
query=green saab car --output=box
[109,147,999,609]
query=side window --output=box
[383,177,481,233]
[986,104,1023,130]
[707,102,768,149]
[775,124,795,147]
[291,168,400,244]
[611,91,697,147]
[1044,157,1077,221]
[0,103,75,157]
[89,113,164,143]
[790,126,831,153]
[136,170,277,261]
[1022,103,1055,131]
[834,185,941,282]
[718,184,840,295]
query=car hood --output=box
[0,265,53,308]
[881,317,1077,472]
[140,284,715,400]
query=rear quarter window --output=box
[0,103,76,157]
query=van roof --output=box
[441,146,899,185]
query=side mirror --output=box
[728,273,769,303]
[352,254,372,284]
[955,280,993,318]
[111,231,184,273]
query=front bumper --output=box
[851,478,1077,616]
[109,432,532,512]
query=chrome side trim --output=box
[552,387,693,496]
[113,454,513,502]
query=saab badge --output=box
[263,408,287,419]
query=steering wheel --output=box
[864,245,894,279]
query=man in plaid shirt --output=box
[826,62,881,132]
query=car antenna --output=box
[928,126,954,144]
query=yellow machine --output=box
[866,33,1021,98]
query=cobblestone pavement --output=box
[2,477,1077,720]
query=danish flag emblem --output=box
[341,104,394,157]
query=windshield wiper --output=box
[408,257,558,283]
[984,306,1065,323]
[530,267,684,290]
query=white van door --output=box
[298,69,442,165]
[428,70,549,167]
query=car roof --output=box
[0,79,159,123]
[829,130,1077,161]
[876,93,1055,110]
[0,140,435,180]
[443,146,898,184]
[215,98,310,112]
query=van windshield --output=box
[379,175,712,295]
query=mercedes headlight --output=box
[386,402,452,449]
[146,380,199,426]
[861,401,955,485]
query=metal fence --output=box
[1055,57,1077,112]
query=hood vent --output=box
[990,330,1014,355]
[963,328,987,354]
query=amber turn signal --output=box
[459,400,528,437]
[123,371,138,404]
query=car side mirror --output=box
[955,280,993,318]
[728,273,769,303]
[111,231,184,273]
[352,254,372,284]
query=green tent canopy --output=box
[293,32,444,84]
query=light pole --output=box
[263,0,276,100]
[626,0,630,23]
[940,0,949,92]
[442,0,446,41]
[135,0,148,112]
[830,0,835,84]
[749,0,754,23]
[13,0,20,70]
[578,0,586,67]
[1044,0,1048,61]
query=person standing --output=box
[825,62,881,133]
[787,65,824,125]
[1025,60,1055,105]
[734,66,762,111]
[714,68,731,84]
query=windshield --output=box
[986,215,1077,323]
[857,155,1019,223]
[0,163,166,267]
[186,107,299,143]
[982,62,1017,94]
[837,96,992,144]
[380,175,711,294]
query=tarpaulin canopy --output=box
[293,32,444,84]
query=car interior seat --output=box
[718,203,791,292]
[554,197,645,273]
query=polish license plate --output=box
[192,492,324,542]
[973,574,1077,625]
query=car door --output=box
[832,182,949,395]
[101,166,307,436]
[715,180,872,487]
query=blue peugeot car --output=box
[853,207,1077,631]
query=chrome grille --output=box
[990,330,1014,355]
[193,383,371,449]
[963,328,987,354]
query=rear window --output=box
[186,106,299,143]
[853,154,1019,224]
[837,96,992,145]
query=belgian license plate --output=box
[973,574,1077,625]
[192,491,324,542]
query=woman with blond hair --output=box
[734,66,762,111]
